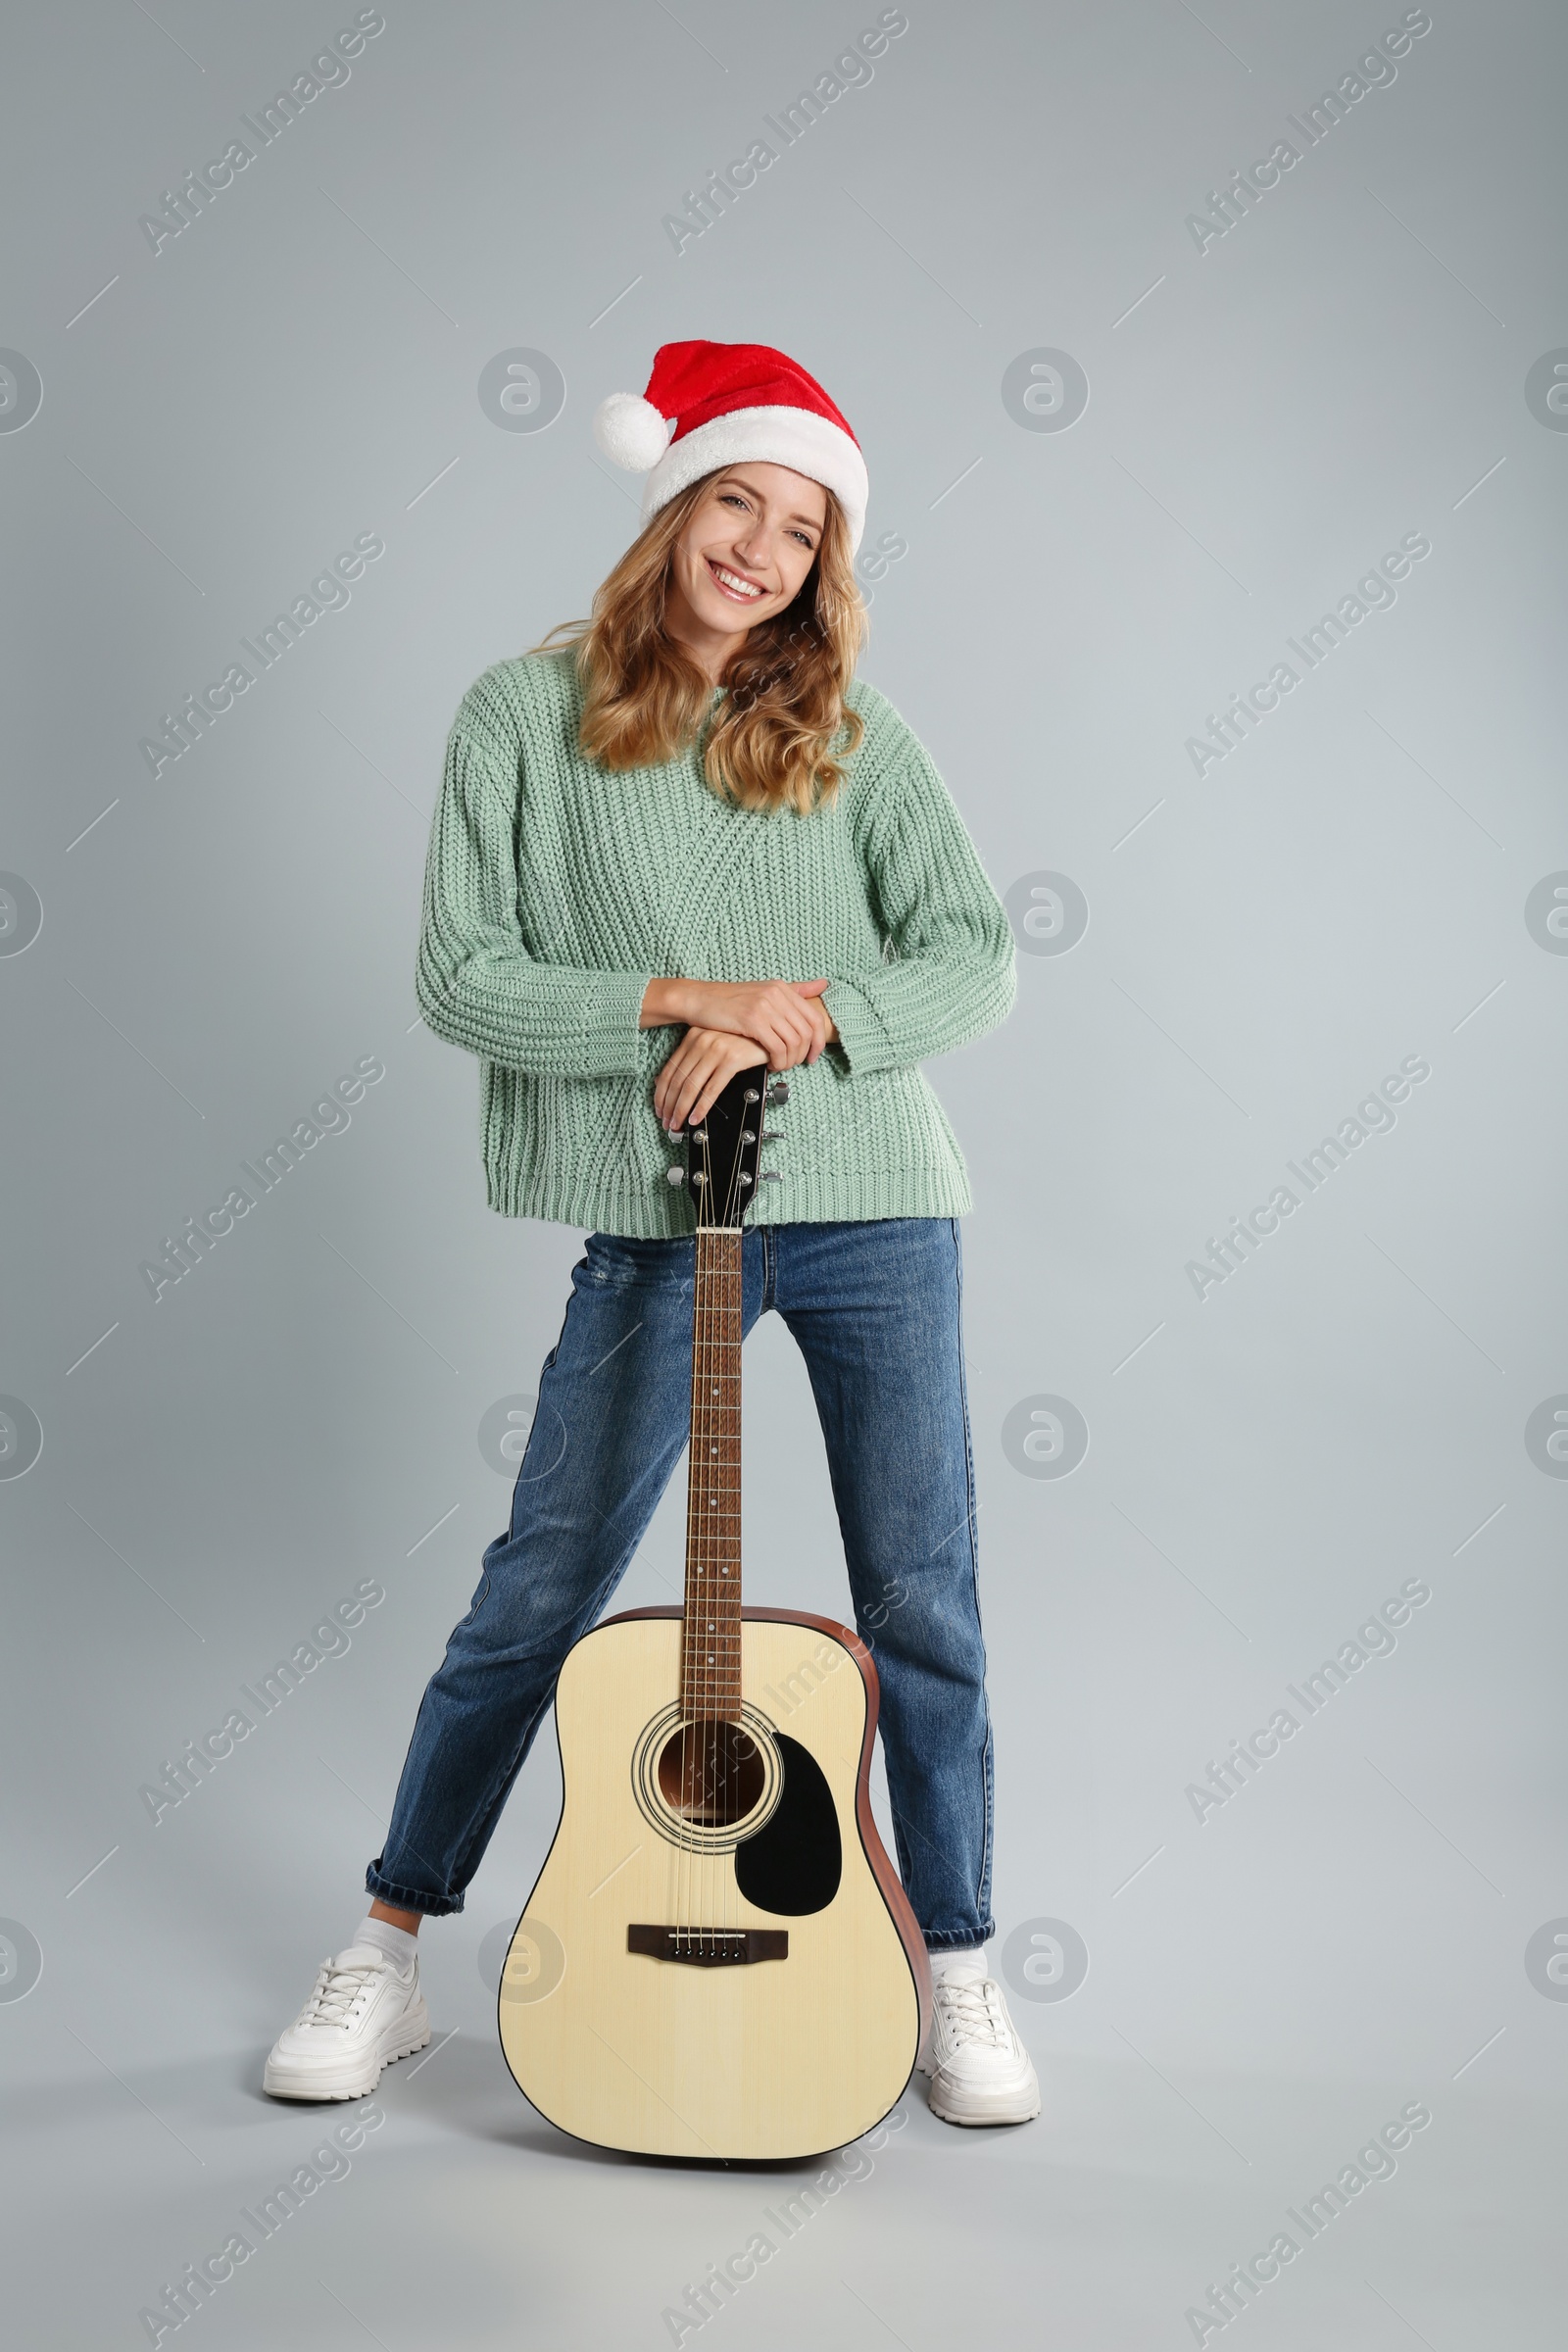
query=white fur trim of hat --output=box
[634,405,867,554]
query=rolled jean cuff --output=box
[922,1921,995,1952]
[365,1864,463,1919]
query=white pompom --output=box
[593,391,672,472]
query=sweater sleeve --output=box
[415,682,652,1078]
[824,727,1017,1076]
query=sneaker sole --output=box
[263,2005,431,2102]
[925,2065,1041,2129]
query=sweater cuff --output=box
[578,968,657,1076]
[823,979,896,1075]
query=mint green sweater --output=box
[415,649,1015,1236]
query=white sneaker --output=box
[919,1976,1041,2127]
[263,1944,430,2101]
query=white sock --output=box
[929,1946,988,1987]
[353,1915,418,1973]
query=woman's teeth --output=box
[708,560,762,601]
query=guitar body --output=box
[498,1605,928,2160]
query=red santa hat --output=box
[593,339,868,555]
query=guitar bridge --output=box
[626,1925,788,1967]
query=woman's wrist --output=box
[639,977,695,1029]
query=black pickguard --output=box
[733,1735,842,1916]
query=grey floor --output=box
[6,1944,1559,2347]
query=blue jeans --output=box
[368,1218,995,1951]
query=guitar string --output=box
[682,1213,695,1957]
[690,1211,710,1951]
[689,1208,708,1953]
[717,1097,747,1953]
[695,1210,706,1958]
[719,1230,734,1956]
[682,1180,705,1955]
[701,1216,717,1952]
[731,1081,760,1944]
[720,1226,730,1958]
[697,1209,710,1959]
[677,1221,688,1957]
[676,1079,756,1957]
[729,1125,746,1949]
[705,1222,720,1950]
[698,1210,728,1950]
[698,1106,737,1953]
[697,1210,710,1953]
[711,1230,728,1950]
[706,1214,721,1948]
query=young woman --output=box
[264,340,1037,2129]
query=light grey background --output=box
[3,1,1564,2344]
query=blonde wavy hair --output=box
[530,469,868,815]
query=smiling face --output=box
[662,463,829,680]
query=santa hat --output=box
[593,340,868,555]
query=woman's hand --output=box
[641,977,833,1071]
[653,1026,773,1134]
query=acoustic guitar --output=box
[498,1063,930,2159]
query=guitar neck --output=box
[681,1227,743,1719]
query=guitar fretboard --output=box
[681,1227,743,1719]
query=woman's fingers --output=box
[676,1048,720,1131]
[768,992,818,1064]
[654,1029,763,1133]
[655,1031,722,1131]
[793,978,831,1061]
[651,1046,680,1126]
[736,992,801,1065]
[689,1051,743,1127]
[652,1038,699,1128]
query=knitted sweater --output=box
[415,649,1015,1235]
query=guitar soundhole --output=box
[656,1721,766,1828]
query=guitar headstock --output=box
[681,1063,783,1230]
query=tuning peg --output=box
[766,1081,789,1105]
[665,1165,686,1187]
[760,1171,783,1185]
[761,1130,784,1144]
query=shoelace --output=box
[300,1958,381,2031]
[933,1976,1012,2051]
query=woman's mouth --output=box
[706,557,764,604]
